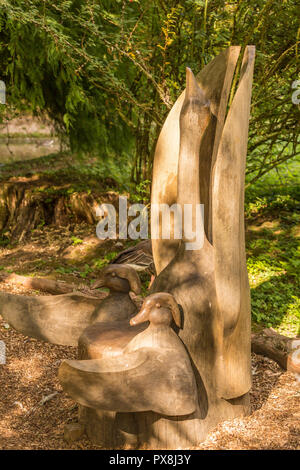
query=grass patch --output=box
[0,151,130,193]
[246,160,300,336]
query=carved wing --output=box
[212,46,255,398]
[0,292,99,346]
[151,46,240,274]
[59,347,198,416]
[212,46,255,334]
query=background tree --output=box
[0,0,299,184]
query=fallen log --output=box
[0,272,103,298]
[251,328,300,373]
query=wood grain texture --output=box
[0,265,139,346]
[0,292,99,346]
[59,298,198,416]
[59,345,197,416]
[0,290,137,346]
[77,320,146,449]
[252,328,300,373]
[78,320,147,359]
[144,49,255,447]
[212,45,255,399]
[151,46,240,275]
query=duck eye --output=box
[155,303,161,308]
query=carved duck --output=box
[0,265,141,346]
[110,240,155,275]
[127,292,181,351]
[59,292,198,416]
[91,264,141,323]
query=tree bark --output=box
[0,180,119,241]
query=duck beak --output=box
[91,277,105,289]
[130,304,150,326]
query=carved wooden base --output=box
[136,394,250,449]
[78,407,139,449]
[77,394,250,449]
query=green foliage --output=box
[130,179,151,204]
[0,1,298,185]
[55,262,92,278]
[93,251,118,269]
[71,236,83,245]
[78,264,92,279]
[0,235,10,246]
[55,266,75,275]
[246,166,300,336]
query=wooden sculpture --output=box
[110,239,155,275]
[147,45,255,447]
[90,264,141,322]
[60,292,197,415]
[0,265,141,346]
[59,45,255,449]
[0,45,255,449]
[59,293,198,446]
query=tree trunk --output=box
[0,180,118,241]
[132,114,152,184]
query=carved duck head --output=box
[130,292,181,328]
[92,264,141,295]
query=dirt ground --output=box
[0,315,299,450]
[0,224,299,450]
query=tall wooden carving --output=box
[0,46,256,449]
[58,45,255,449]
[142,45,255,447]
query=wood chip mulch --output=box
[0,316,299,450]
